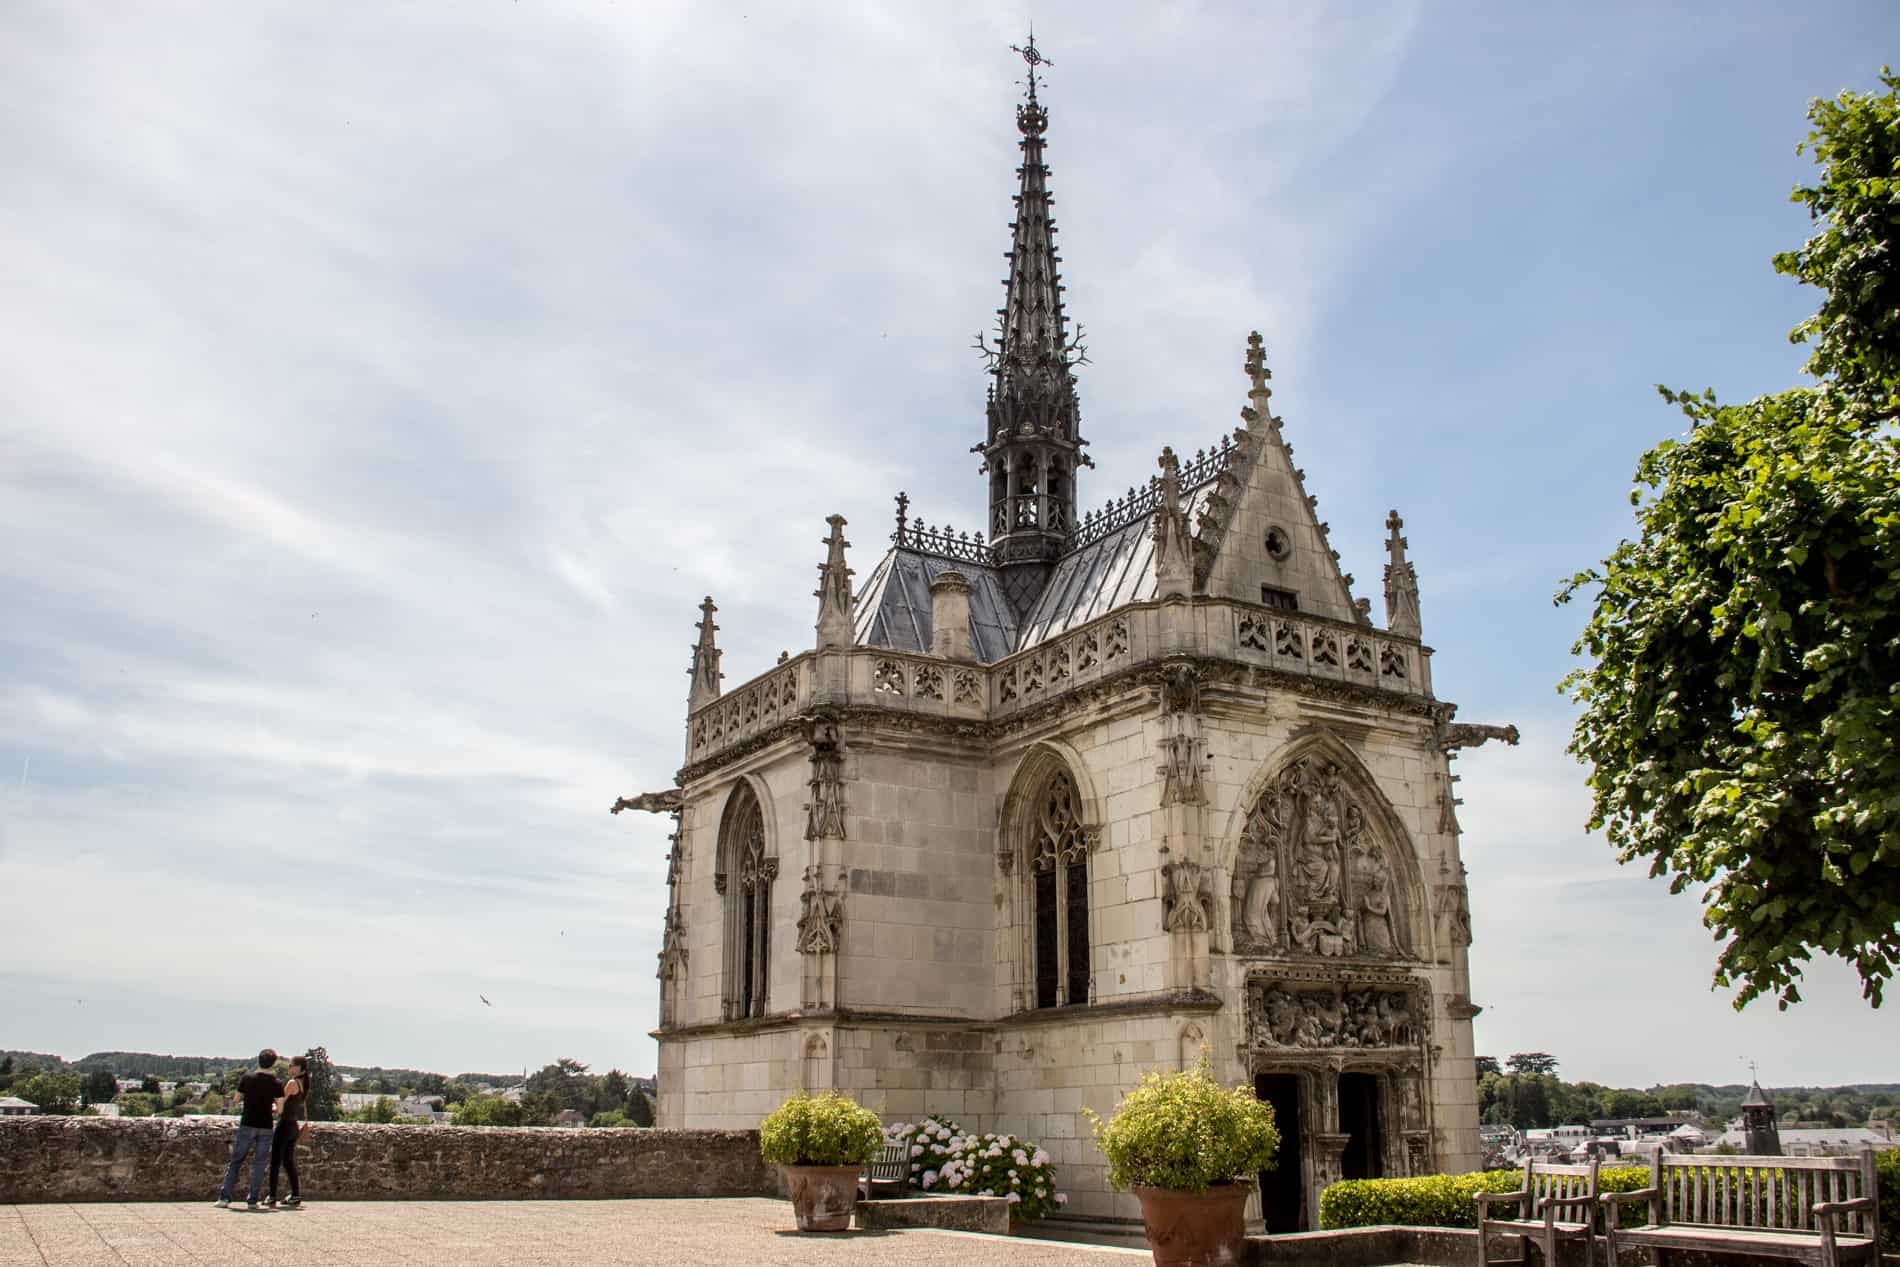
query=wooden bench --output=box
[858,1141,910,1200]
[1603,1148,1881,1267]
[1475,1157,1601,1267]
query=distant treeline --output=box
[1,1050,540,1086]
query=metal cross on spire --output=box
[1010,27,1051,101]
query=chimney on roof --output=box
[929,571,974,661]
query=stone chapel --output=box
[616,41,1518,1232]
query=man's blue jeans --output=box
[219,1125,273,1203]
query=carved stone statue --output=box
[1349,840,1396,955]
[1241,844,1280,943]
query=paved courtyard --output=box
[0,1199,1149,1267]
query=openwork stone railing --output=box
[682,600,1431,768]
[686,657,810,761]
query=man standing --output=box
[215,1049,283,1209]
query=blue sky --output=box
[2,2,1895,1087]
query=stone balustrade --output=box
[680,599,1431,770]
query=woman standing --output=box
[267,1055,309,1207]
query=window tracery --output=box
[719,785,776,1020]
[1026,769,1090,1009]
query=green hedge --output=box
[1319,1166,1649,1231]
[1880,1149,1897,1252]
[1324,1152,1898,1246]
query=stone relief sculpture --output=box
[1434,859,1473,949]
[1156,663,1207,807]
[1161,852,1213,933]
[1247,982,1422,1050]
[1230,756,1413,959]
[804,718,847,840]
[796,866,845,956]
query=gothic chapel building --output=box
[618,44,1517,1232]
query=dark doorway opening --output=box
[1339,1072,1384,1180]
[1255,1073,1304,1233]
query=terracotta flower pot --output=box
[781,1164,862,1232]
[1134,1181,1253,1267]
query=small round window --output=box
[1264,526,1291,561]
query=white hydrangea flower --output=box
[1055,1194,1069,1206]
[1006,1192,1022,1204]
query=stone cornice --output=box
[654,993,1223,1042]
[994,989,1223,1029]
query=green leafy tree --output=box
[16,1072,82,1114]
[1506,1052,1559,1077]
[79,1069,118,1106]
[139,1075,162,1097]
[301,1047,341,1122]
[454,1095,528,1127]
[348,1096,399,1124]
[1475,1056,1501,1078]
[625,1090,654,1127]
[115,1093,157,1118]
[1559,70,1900,1010]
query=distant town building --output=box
[0,1097,37,1116]
[552,1109,586,1128]
[1740,1079,1782,1156]
[1715,1125,1888,1157]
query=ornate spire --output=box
[1245,330,1272,401]
[1152,446,1192,599]
[688,596,722,710]
[1383,509,1421,638]
[814,514,855,650]
[976,32,1089,580]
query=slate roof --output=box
[853,548,1020,663]
[854,472,1222,663]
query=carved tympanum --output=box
[1231,757,1413,959]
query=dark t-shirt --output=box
[238,1070,284,1129]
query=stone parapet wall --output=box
[0,1118,779,1204]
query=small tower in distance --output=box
[1740,1076,1782,1156]
[975,32,1089,614]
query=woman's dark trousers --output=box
[268,1121,300,1201]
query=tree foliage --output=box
[1559,70,1900,1010]
[301,1047,341,1122]
[16,1072,82,1114]
[1506,1052,1559,1077]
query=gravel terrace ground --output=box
[0,1198,1153,1267]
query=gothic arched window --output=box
[1030,769,1089,1008]
[717,783,775,1020]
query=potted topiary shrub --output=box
[759,1091,884,1232]
[1085,1060,1280,1267]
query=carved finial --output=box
[894,492,910,545]
[1152,446,1192,599]
[815,514,855,651]
[1383,508,1421,639]
[1245,331,1271,397]
[688,596,722,710]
